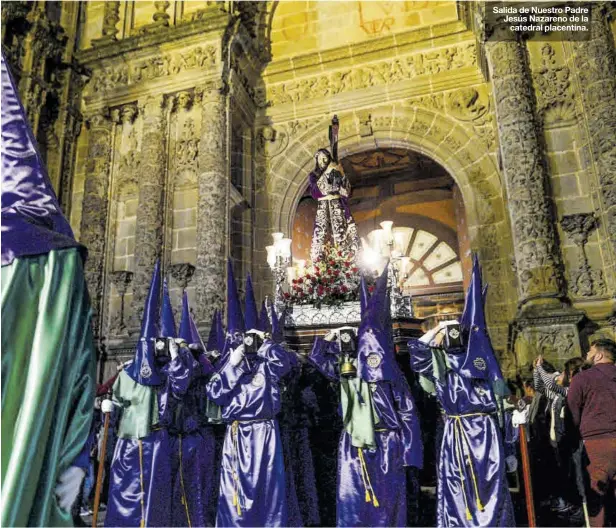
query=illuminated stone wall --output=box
[3,1,614,380]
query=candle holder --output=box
[110,270,134,335]
[266,232,292,315]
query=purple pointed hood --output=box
[259,301,271,333]
[159,278,176,338]
[270,304,286,344]
[1,52,82,266]
[125,260,164,385]
[458,255,506,395]
[357,265,396,382]
[244,273,259,331]
[216,309,226,352]
[226,259,244,336]
[206,309,221,353]
[179,291,213,373]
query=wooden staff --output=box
[518,422,536,527]
[92,411,110,528]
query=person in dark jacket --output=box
[567,339,616,527]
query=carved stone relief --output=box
[129,95,168,329]
[80,111,115,337]
[259,43,477,107]
[531,43,575,124]
[572,5,616,260]
[88,45,217,94]
[485,31,565,305]
[561,213,606,297]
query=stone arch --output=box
[263,105,517,346]
[269,107,505,251]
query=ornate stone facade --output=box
[485,26,565,307]
[80,111,115,337]
[3,1,615,381]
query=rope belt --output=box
[178,435,192,528]
[357,448,379,508]
[138,440,146,528]
[230,419,273,516]
[445,413,489,520]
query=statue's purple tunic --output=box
[206,339,291,527]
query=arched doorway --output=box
[291,147,471,323]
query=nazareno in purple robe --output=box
[206,339,292,527]
[310,337,423,527]
[408,339,515,527]
[145,348,216,527]
[278,351,321,527]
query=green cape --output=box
[2,248,96,527]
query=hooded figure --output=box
[105,261,167,527]
[310,269,423,527]
[146,291,216,527]
[275,298,322,528]
[259,301,271,334]
[1,51,96,527]
[205,260,291,527]
[408,255,514,527]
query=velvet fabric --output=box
[206,340,291,527]
[279,354,321,527]
[408,339,515,527]
[146,347,218,527]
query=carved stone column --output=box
[80,110,115,337]
[572,4,616,269]
[485,26,565,310]
[129,95,168,329]
[195,82,228,323]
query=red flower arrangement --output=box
[287,243,374,307]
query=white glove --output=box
[168,338,179,360]
[440,320,460,327]
[246,329,266,339]
[505,455,518,473]
[419,325,442,345]
[101,399,120,414]
[229,344,245,367]
[336,326,357,333]
[55,466,86,512]
[512,409,528,427]
[324,330,337,342]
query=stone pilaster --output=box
[195,82,228,323]
[485,26,565,310]
[572,4,616,272]
[91,0,120,46]
[80,110,115,337]
[129,95,168,328]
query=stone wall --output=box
[4,1,615,381]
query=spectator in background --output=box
[568,339,616,527]
[533,355,585,514]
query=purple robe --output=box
[310,338,422,527]
[146,349,216,527]
[408,339,515,527]
[279,353,320,527]
[206,340,291,527]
